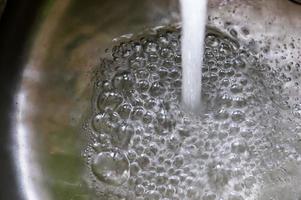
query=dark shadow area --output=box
[0,0,43,199]
[289,0,301,5]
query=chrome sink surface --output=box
[1,0,301,200]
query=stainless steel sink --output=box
[0,0,301,200]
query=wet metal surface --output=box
[4,0,301,199]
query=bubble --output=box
[159,36,169,46]
[135,184,145,196]
[231,140,247,153]
[292,103,301,118]
[244,176,256,189]
[148,53,159,62]
[92,112,118,133]
[214,109,229,120]
[173,155,184,168]
[241,27,250,35]
[158,68,169,79]
[156,173,168,185]
[219,42,233,55]
[231,110,246,123]
[165,185,176,197]
[167,136,181,151]
[169,176,180,186]
[91,151,129,185]
[130,163,140,176]
[230,29,238,38]
[137,80,150,93]
[136,68,149,79]
[145,181,156,191]
[233,97,247,108]
[150,81,166,97]
[113,71,134,90]
[157,185,167,194]
[117,103,132,119]
[217,93,233,106]
[137,154,151,169]
[230,84,243,93]
[92,113,105,131]
[114,122,134,147]
[145,42,158,53]
[207,163,230,189]
[205,33,219,47]
[100,80,112,91]
[221,78,230,87]
[145,190,162,200]
[170,68,181,79]
[93,137,112,152]
[131,106,145,121]
[234,58,246,69]
[98,92,123,110]
[130,59,143,69]
[142,112,154,125]
[240,129,253,139]
[160,48,173,59]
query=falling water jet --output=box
[180,0,208,113]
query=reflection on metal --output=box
[15,90,50,200]
[14,0,70,199]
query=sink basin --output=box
[0,0,300,200]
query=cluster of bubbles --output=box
[82,27,301,200]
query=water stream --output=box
[180,0,208,112]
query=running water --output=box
[83,1,301,199]
[84,26,301,200]
[180,0,208,112]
